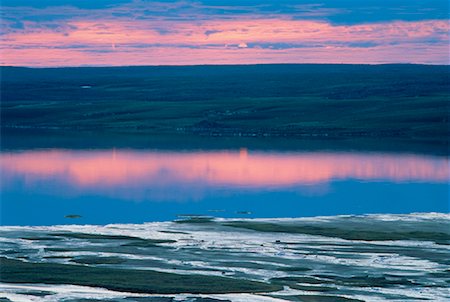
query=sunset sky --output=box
[1,0,449,67]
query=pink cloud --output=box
[1,17,448,66]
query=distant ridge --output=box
[2,63,449,156]
[1,62,447,70]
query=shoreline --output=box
[2,129,448,156]
[1,213,449,301]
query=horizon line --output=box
[1,62,448,69]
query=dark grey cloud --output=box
[204,30,222,36]
[192,0,449,24]
[245,41,381,50]
[1,0,131,9]
[2,1,447,24]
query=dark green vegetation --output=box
[121,239,176,248]
[271,295,363,302]
[20,236,63,241]
[65,214,82,219]
[1,216,449,300]
[276,266,311,272]
[49,232,177,248]
[175,217,215,224]
[1,64,449,154]
[271,275,418,288]
[224,221,450,244]
[51,232,145,240]
[70,256,126,265]
[126,298,231,302]
[267,274,439,301]
[0,257,282,294]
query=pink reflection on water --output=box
[1,150,448,191]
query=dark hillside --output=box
[1,64,449,154]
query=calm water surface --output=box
[1,149,448,225]
[1,148,450,302]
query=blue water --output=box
[1,148,449,302]
[1,149,448,225]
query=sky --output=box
[1,0,449,67]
